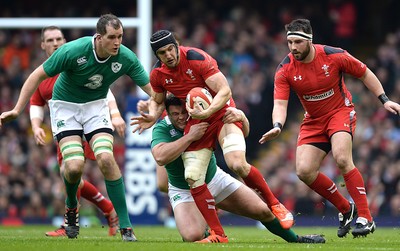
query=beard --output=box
[292,43,311,61]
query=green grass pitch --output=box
[0,225,399,251]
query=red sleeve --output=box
[30,88,46,106]
[336,51,367,78]
[273,66,291,101]
[150,70,165,94]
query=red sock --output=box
[190,184,225,236]
[344,168,372,221]
[242,166,279,207]
[309,172,350,213]
[80,180,114,214]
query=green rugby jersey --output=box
[151,116,217,190]
[43,36,149,103]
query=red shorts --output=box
[56,141,96,166]
[184,105,243,151]
[297,107,357,146]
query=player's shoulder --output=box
[181,46,207,61]
[276,54,291,72]
[316,44,345,55]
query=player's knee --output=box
[182,230,205,242]
[296,166,316,184]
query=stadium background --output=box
[0,0,399,227]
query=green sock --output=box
[262,218,298,243]
[105,177,132,229]
[63,176,80,209]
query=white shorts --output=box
[168,167,242,210]
[48,99,112,137]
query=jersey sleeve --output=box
[124,47,150,87]
[43,44,74,77]
[150,70,165,94]
[335,51,367,78]
[30,87,46,106]
[151,121,173,148]
[273,66,291,101]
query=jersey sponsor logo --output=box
[111,62,122,73]
[303,89,334,101]
[77,56,87,65]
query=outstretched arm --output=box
[130,91,166,134]
[259,99,288,144]
[360,68,400,115]
[1,65,48,128]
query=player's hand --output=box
[130,111,157,134]
[137,99,149,113]
[384,100,400,116]
[187,122,209,141]
[111,116,126,138]
[0,110,19,129]
[32,127,47,145]
[223,107,244,123]
[259,127,281,144]
[186,102,211,120]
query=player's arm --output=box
[222,107,250,137]
[259,99,288,144]
[130,91,166,134]
[360,68,400,115]
[30,105,46,145]
[152,122,209,166]
[1,65,48,127]
[107,90,126,137]
[189,72,231,120]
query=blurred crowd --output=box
[0,0,399,224]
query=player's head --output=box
[150,30,180,67]
[41,26,66,57]
[285,19,313,61]
[96,14,123,56]
[165,94,188,130]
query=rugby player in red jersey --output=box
[259,18,400,238]
[131,30,294,242]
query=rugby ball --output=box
[186,87,213,110]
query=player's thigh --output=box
[330,131,354,170]
[217,185,271,220]
[296,144,326,175]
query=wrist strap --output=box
[273,122,283,130]
[378,93,389,104]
